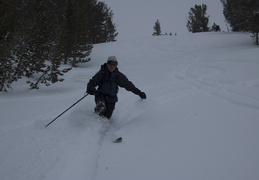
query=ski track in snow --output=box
[1,32,259,180]
[174,55,259,111]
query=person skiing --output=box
[86,56,146,119]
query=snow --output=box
[1,32,259,180]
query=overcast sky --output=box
[103,0,226,40]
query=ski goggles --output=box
[107,61,118,67]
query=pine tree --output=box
[105,16,118,42]
[221,0,258,32]
[63,0,93,67]
[87,1,118,44]
[0,0,18,91]
[187,4,210,33]
[12,1,40,81]
[221,0,259,45]
[153,19,161,36]
[0,0,117,91]
[24,0,64,89]
[101,4,118,42]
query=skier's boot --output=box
[94,100,106,116]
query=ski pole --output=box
[45,93,89,128]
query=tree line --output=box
[186,1,259,44]
[153,1,259,44]
[153,4,221,37]
[0,0,118,91]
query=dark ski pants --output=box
[95,96,115,119]
[103,102,115,119]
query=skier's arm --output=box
[118,73,146,99]
[86,71,102,95]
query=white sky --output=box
[103,0,227,40]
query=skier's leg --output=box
[94,94,106,116]
[103,102,116,119]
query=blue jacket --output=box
[87,63,141,102]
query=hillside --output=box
[1,32,259,180]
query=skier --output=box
[87,56,146,119]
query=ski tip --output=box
[113,137,122,143]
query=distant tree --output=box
[153,19,161,36]
[187,4,210,33]
[211,23,221,31]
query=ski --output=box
[113,137,122,143]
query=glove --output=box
[87,86,96,95]
[139,92,147,99]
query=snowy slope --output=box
[1,32,259,180]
